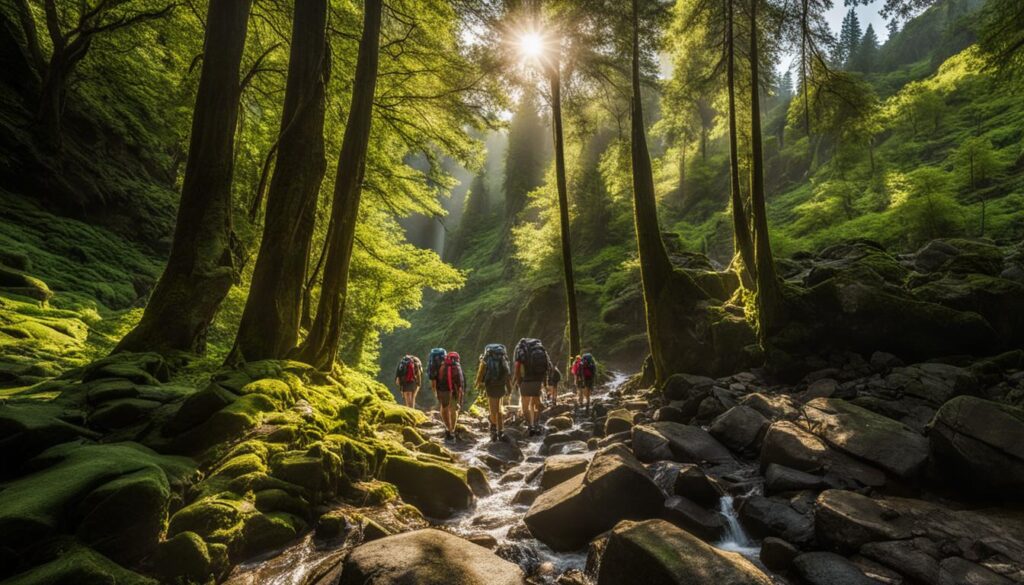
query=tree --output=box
[837,9,862,68]
[115,0,251,355]
[726,0,755,284]
[749,0,785,339]
[292,0,383,370]
[228,0,329,364]
[850,23,879,72]
[952,136,1002,235]
[14,0,176,148]
[500,90,548,254]
[976,0,1024,75]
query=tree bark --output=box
[549,64,582,360]
[292,0,382,370]
[114,0,251,354]
[228,0,329,364]
[748,0,785,339]
[727,0,756,287]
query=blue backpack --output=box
[483,343,510,384]
[427,348,447,380]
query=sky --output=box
[778,0,890,75]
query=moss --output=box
[2,541,157,585]
[89,398,162,429]
[154,531,212,582]
[344,480,399,506]
[315,510,353,540]
[377,402,427,426]
[381,455,473,519]
[253,488,311,517]
[167,496,254,547]
[0,401,100,474]
[241,511,306,557]
[268,447,342,502]
[75,466,171,564]
[210,453,267,480]
[239,378,294,408]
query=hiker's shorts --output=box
[485,383,506,399]
[401,381,418,393]
[436,390,451,407]
[520,380,543,397]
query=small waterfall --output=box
[716,495,760,557]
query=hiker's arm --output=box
[474,361,484,388]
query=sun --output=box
[517,30,545,60]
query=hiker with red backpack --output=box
[475,343,514,442]
[437,351,465,441]
[571,352,598,413]
[513,338,550,436]
[545,365,562,406]
[394,354,422,408]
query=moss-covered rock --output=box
[167,496,254,550]
[153,531,213,582]
[241,511,306,557]
[381,455,474,519]
[0,401,99,476]
[2,541,158,585]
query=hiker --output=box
[514,338,550,436]
[437,351,465,441]
[572,352,598,413]
[426,347,447,402]
[475,343,514,442]
[394,354,422,408]
[545,365,562,406]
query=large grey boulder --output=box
[760,421,886,488]
[339,528,525,585]
[539,454,590,491]
[928,396,1024,495]
[595,519,772,585]
[800,398,928,480]
[524,445,663,551]
[793,552,879,585]
[632,422,733,465]
[709,406,769,454]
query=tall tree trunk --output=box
[727,0,756,287]
[748,0,785,339]
[292,0,382,370]
[800,0,811,138]
[228,0,329,364]
[549,64,581,359]
[114,0,251,354]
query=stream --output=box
[226,371,761,584]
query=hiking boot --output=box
[444,430,454,442]
[490,428,498,442]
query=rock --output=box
[870,352,903,371]
[604,409,634,435]
[741,392,800,421]
[662,374,715,402]
[709,406,768,454]
[814,490,911,552]
[338,529,525,585]
[512,487,542,506]
[632,422,733,465]
[661,496,725,540]
[468,533,499,549]
[154,531,214,581]
[938,557,1014,585]
[800,398,928,480]
[548,416,573,431]
[860,538,940,584]
[850,556,905,585]
[381,456,474,519]
[760,421,886,488]
[486,440,524,465]
[596,430,630,448]
[672,464,725,508]
[884,363,975,406]
[928,396,1024,494]
[760,537,799,571]
[801,378,838,402]
[549,440,588,455]
[2,542,159,585]
[466,467,491,498]
[539,454,590,491]
[738,495,814,546]
[524,445,663,551]
[764,463,825,494]
[0,401,100,475]
[793,552,879,585]
[595,519,772,585]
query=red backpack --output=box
[441,352,464,394]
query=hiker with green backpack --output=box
[394,354,422,408]
[475,343,513,442]
[513,338,551,437]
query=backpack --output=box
[441,352,464,394]
[427,348,447,380]
[483,343,510,385]
[396,355,419,383]
[516,338,549,381]
[581,353,597,380]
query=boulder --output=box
[524,445,663,551]
[709,406,768,454]
[813,490,912,552]
[938,557,1014,585]
[800,398,928,480]
[738,495,814,546]
[760,421,886,488]
[539,454,590,491]
[860,539,940,584]
[632,422,733,465]
[339,529,525,585]
[604,409,634,435]
[764,463,825,494]
[741,393,800,421]
[928,396,1024,494]
[760,537,799,571]
[595,519,772,585]
[486,440,524,466]
[672,464,725,508]
[381,456,473,519]
[662,374,715,402]
[661,496,725,540]
[793,552,879,585]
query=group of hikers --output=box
[394,339,598,442]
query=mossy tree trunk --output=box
[630,0,709,385]
[726,0,756,288]
[114,0,251,355]
[292,0,382,370]
[748,0,786,339]
[228,0,329,364]
[548,63,582,360]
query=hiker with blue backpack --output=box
[474,343,514,442]
[571,352,598,413]
[513,338,551,436]
[394,354,422,408]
